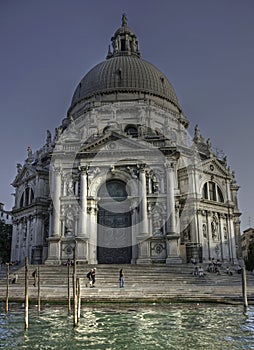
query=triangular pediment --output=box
[78,130,155,155]
[12,164,37,186]
[202,158,229,177]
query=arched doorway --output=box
[97,180,132,264]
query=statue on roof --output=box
[122,13,127,27]
[46,130,52,145]
[193,124,204,143]
[27,146,32,158]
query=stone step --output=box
[0,263,251,304]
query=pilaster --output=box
[78,166,88,237]
[52,166,61,237]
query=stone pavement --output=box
[0,264,253,304]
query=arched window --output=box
[25,187,30,206]
[124,125,138,138]
[217,186,224,203]
[20,187,34,208]
[98,180,128,201]
[30,188,34,203]
[202,182,224,203]
[20,193,25,208]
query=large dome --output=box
[71,55,180,109]
[70,15,181,113]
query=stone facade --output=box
[241,227,254,259]
[11,17,241,265]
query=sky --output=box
[0,0,253,230]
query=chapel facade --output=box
[11,16,241,265]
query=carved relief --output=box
[151,240,166,259]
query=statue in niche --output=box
[211,214,218,239]
[152,207,163,235]
[67,178,74,196]
[202,223,207,238]
[65,210,75,235]
[223,226,228,239]
[152,174,159,193]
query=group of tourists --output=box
[207,258,222,273]
[191,256,244,277]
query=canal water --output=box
[1,303,254,349]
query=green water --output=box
[1,303,254,349]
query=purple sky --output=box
[0,0,253,230]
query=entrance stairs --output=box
[0,264,253,304]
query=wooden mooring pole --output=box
[68,263,71,313]
[37,266,41,313]
[77,277,81,324]
[24,257,29,330]
[242,266,248,308]
[5,263,9,314]
[73,247,78,326]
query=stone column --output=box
[165,161,181,264]
[136,166,151,264]
[130,199,139,264]
[52,167,61,237]
[140,166,149,235]
[78,167,88,237]
[228,214,237,263]
[75,167,88,264]
[88,199,98,264]
[225,177,232,202]
[165,161,176,234]
[218,213,224,261]
[46,166,61,265]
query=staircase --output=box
[0,264,253,304]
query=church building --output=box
[11,16,241,265]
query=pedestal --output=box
[75,237,89,264]
[136,237,151,264]
[166,234,182,265]
[45,237,61,265]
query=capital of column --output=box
[164,160,176,172]
[52,165,62,176]
[78,165,89,174]
[137,163,149,174]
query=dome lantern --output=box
[107,14,140,59]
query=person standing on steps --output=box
[86,268,93,287]
[91,268,96,287]
[32,269,38,287]
[119,268,124,288]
